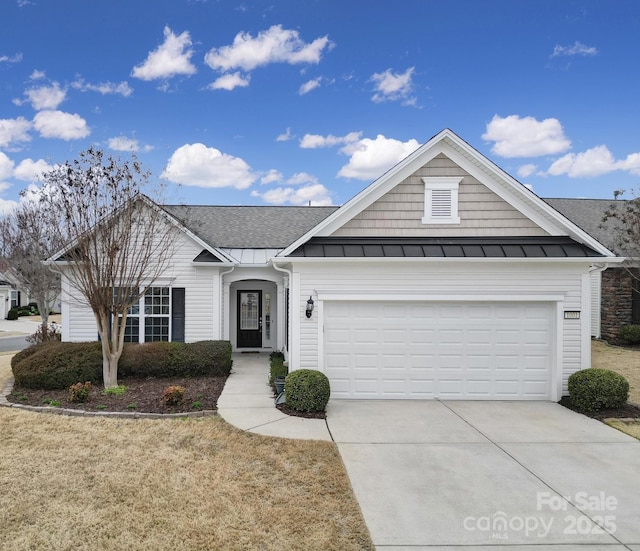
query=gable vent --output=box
[430,189,453,218]
[422,177,462,225]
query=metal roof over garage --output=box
[287,236,605,258]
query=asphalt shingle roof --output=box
[544,198,624,253]
[163,205,338,248]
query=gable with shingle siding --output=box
[331,154,548,237]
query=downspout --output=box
[271,260,292,360]
[219,265,235,342]
[588,262,609,341]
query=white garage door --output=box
[324,301,553,400]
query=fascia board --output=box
[282,256,621,264]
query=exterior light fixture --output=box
[306,296,315,318]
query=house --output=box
[58,129,620,401]
[0,270,32,319]
[544,198,635,343]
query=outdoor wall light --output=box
[306,296,315,318]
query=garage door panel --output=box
[323,301,553,400]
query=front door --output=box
[237,290,262,348]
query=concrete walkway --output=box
[217,352,332,441]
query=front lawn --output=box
[592,339,640,405]
[0,358,372,550]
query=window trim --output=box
[421,176,462,225]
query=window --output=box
[144,287,170,342]
[421,177,462,224]
[10,290,19,309]
[113,286,171,343]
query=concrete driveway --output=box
[326,400,640,550]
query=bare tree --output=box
[602,190,640,266]
[40,148,177,388]
[0,200,61,336]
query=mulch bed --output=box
[558,396,640,420]
[8,375,227,414]
[276,403,326,419]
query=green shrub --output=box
[12,340,233,390]
[269,350,285,362]
[284,369,331,412]
[568,368,629,413]
[162,385,185,406]
[618,324,640,345]
[269,357,288,388]
[6,308,19,320]
[69,381,92,403]
[119,340,232,378]
[12,342,103,389]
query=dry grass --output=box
[0,354,372,551]
[0,353,13,391]
[605,419,640,440]
[592,340,640,405]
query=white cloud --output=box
[0,152,15,180]
[71,79,133,97]
[276,127,292,142]
[21,82,66,110]
[108,136,140,152]
[29,69,45,80]
[252,183,332,206]
[546,145,640,178]
[0,117,31,147]
[337,134,420,180]
[482,115,572,158]
[370,67,416,105]
[260,169,283,185]
[299,77,321,95]
[551,41,598,58]
[618,153,640,175]
[517,164,537,178]
[300,131,361,149]
[0,53,22,64]
[131,26,197,81]
[162,143,256,189]
[286,172,319,186]
[13,158,54,181]
[33,110,90,140]
[0,196,19,215]
[204,25,332,73]
[207,72,250,91]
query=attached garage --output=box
[323,300,555,400]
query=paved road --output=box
[0,335,29,353]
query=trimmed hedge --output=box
[269,354,288,391]
[618,324,640,345]
[12,340,233,389]
[12,342,103,389]
[284,369,331,413]
[568,368,629,413]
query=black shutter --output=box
[171,288,185,342]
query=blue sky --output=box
[1,0,639,212]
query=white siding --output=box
[590,270,602,338]
[291,260,589,397]
[332,154,549,238]
[63,227,221,343]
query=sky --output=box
[1,0,639,213]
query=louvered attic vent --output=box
[422,177,462,224]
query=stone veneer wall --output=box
[601,268,634,342]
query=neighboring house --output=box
[544,198,634,342]
[0,271,31,319]
[57,129,619,401]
